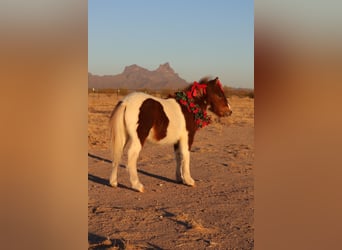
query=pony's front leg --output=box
[179,138,195,186]
[174,142,182,183]
[127,139,144,192]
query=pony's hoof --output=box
[183,178,195,187]
[109,180,118,187]
[135,186,144,193]
[133,183,144,193]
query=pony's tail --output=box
[109,101,127,167]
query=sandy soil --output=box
[88,93,254,249]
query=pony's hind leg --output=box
[127,138,144,192]
[109,161,119,187]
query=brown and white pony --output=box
[109,77,232,192]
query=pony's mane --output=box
[182,76,214,93]
[198,76,212,84]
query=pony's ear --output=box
[214,77,224,91]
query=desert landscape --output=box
[88,92,254,249]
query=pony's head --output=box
[199,77,232,117]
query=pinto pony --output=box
[109,77,232,192]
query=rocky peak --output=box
[123,64,146,73]
[156,62,174,73]
[89,62,188,89]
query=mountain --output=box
[88,63,188,90]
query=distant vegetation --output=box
[88,88,173,98]
[222,86,254,99]
[88,87,254,99]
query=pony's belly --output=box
[146,124,184,145]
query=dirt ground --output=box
[88,93,254,249]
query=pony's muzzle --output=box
[226,103,233,116]
[222,105,232,116]
[217,108,232,117]
[223,110,232,116]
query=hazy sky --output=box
[89,0,254,88]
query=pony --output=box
[109,77,232,192]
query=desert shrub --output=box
[88,88,133,97]
[159,89,174,98]
[223,86,254,99]
[247,91,254,99]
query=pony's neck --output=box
[193,95,208,111]
[174,82,211,129]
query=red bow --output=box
[190,81,207,97]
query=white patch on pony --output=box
[123,92,188,145]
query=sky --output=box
[89,0,254,88]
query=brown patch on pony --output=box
[137,98,169,145]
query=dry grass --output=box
[223,86,254,99]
